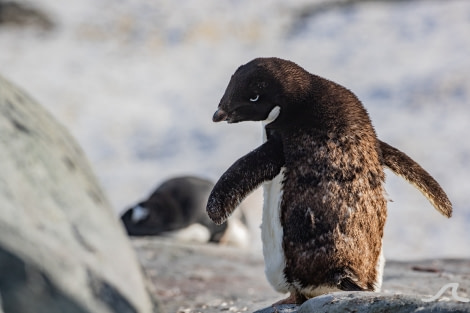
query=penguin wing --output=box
[379,140,452,218]
[207,136,285,225]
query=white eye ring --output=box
[250,95,259,102]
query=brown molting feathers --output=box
[207,57,452,304]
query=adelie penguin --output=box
[207,57,452,304]
[121,176,249,247]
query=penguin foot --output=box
[272,291,306,306]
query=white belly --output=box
[260,110,289,294]
[261,169,289,293]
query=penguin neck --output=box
[265,102,352,140]
[262,106,282,142]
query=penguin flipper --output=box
[379,140,452,218]
[207,137,285,225]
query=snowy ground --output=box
[1,0,469,260]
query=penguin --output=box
[121,176,250,247]
[206,57,452,304]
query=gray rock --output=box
[297,292,470,313]
[0,1,55,31]
[255,292,470,313]
[132,237,470,313]
[0,75,160,313]
[254,304,298,313]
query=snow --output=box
[1,0,469,260]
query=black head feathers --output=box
[213,57,372,134]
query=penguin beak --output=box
[212,108,228,122]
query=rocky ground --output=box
[132,238,470,313]
[133,238,278,313]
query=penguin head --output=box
[213,57,373,133]
[213,57,310,125]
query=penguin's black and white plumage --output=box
[121,176,249,247]
[206,57,452,304]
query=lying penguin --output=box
[207,57,452,304]
[121,176,250,247]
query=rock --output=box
[254,304,298,313]
[132,237,470,313]
[0,75,160,313]
[297,292,470,313]
[132,237,279,313]
[254,259,470,313]
[0,1,54,31]
[255,292,470,313]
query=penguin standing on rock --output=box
[206,57,452,304]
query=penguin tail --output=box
[338,277,366,292]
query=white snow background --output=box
[0,0,469,260]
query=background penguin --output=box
[121,176,250,247]
[207,57,452,304]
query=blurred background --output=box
[0,0,468,260]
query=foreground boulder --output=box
[0,75,160,313]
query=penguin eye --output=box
[249,94,259,102]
